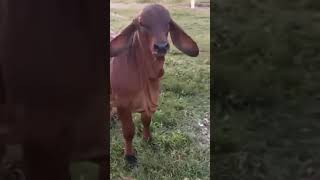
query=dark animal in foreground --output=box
[0,0,108,179]
[110,3,199,166]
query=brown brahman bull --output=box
[110,3,199,166]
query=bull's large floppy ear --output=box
[110,19,138,57]
[169,20,199,57]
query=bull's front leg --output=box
[117,107,137,167]
[141,112,152,142]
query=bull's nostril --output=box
[154,44,160,50]
[165,43,170,50]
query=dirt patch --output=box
[196,112,210,147]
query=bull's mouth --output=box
[153,52,166,60]
[153,54,165,61]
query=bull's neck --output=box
[129,31,165,80]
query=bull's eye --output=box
[139,22,148,29]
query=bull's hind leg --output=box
[141,112,152,141]
[117,107,137,166]
[110,107,118,128]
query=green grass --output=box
[111,2,210,180]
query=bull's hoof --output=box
[143,136,152,143]
[124,155,138,168]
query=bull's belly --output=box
[111,89,159,115]
[111,91,148,112]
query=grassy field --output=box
[110,1,210,180]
